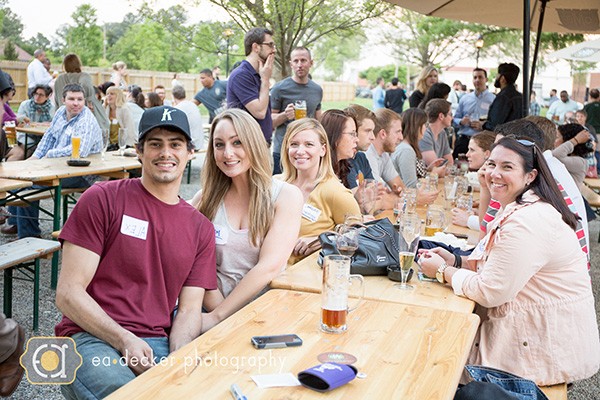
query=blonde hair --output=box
[280,119,337,185]
[416,66,438,94]
[112,61,127,71]
[106,86,126,108]
[198,109,274,246]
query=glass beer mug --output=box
[425,204,446,236]
[320,255,364,334]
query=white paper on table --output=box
[251,373,301,388]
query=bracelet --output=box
[571,138,579,145]
[453,253,462,269]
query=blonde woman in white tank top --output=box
[191,109,303,333]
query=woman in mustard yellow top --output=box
[279,118,360,264]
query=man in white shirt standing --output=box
[172,85,203,150]
[26,49,52,98]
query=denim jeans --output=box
[7,176,91,238]
[272,152,282,175]
[61,332,170,400]
[454,365,549,400]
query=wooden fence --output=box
[1,60,355,104]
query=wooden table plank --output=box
[16,125,47,135]
[107,290,479,400]
[0,152,140,182]
[272,252,475,313]
[0,179,32,199]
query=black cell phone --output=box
[251,334,303,349]
[438,159,449,167]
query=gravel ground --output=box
[2,155,599,399]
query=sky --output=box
[7,0,228,40]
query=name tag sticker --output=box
[214,224,228,245]
[120,215,149,240]
[302,204,321,223]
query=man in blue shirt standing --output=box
[227,27,275,144]
[453,68,495,158]
[372,77,385,110]
[193,69,226,124]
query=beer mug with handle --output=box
[320,255,364,334]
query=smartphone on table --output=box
[251,334,303,349]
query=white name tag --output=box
[214,224,228,245]
[302,204,321,223]
[120,215,149,240]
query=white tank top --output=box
[213,178,285,297]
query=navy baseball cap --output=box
[0,73,11,93]
[138,106,192,141]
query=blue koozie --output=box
[297,363,358,392]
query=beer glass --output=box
[425,205,446,236]
[101,129,110,161]
[358,179,377,215]
[335,224,360,257]
[444,177,458,210]
[294,100,307,119]
[320,255,364,334]
[71,133,81,159]
[4,121,16,146]
[395,213,421,290]
[118,128,127,156]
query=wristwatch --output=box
[436,262,449,284]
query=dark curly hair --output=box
[557,123,592,158]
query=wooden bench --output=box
[539,383,567,400]
[1,238,61,331]
[6,187,86,225]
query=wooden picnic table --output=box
[107,290,479,400]
[271,251,475,313]
[0,152,141,288]
[0,178,32,199]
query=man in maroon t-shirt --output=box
[55,106,216,399]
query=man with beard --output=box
[227,27,275,143]
[55,106,216,399]
[482,62,523,131]
[270,46,323,174]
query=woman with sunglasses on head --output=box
[279,117,360,264]
[191,109,303,332]
[419,137,599,388]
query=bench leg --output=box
[33,259,40,331]
[51,182,62,290]
[186,160,192,184]
[3,268,12,318]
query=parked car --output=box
[355,87,372,98]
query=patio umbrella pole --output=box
[530,0,548,102]
[523,0,531,116]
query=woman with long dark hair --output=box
[420,136,599,387]
[320,109,357,187]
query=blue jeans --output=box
[272,152,281,175]
[7,176,91,238]
[61,332,170,400]
[454,365,549,400]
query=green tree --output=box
[2,39,17,60]
[360,65,408,86]
[0,2,24,45]
[59,4,103,66]
[109,22,171,71]
[194,0,389,77]
[379,8,482,68]
[21,33,51,55]
[312,31,364,81]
